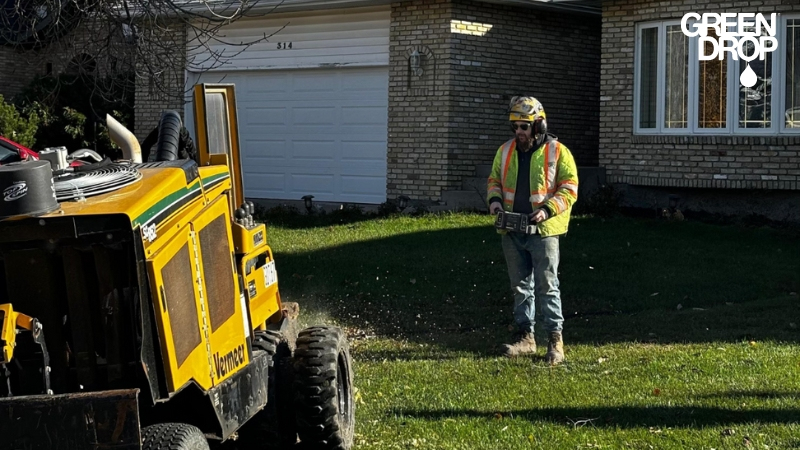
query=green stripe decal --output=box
[203,172,230,187]
[131,173,231,228]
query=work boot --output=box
[500,332,536,357]
[544,331,565,365]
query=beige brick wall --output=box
[133,23,188,140]
[448,1,601,168]
[388,0,456,201]
[0,46,45,101]
[388,0,601,202]
[0,20,134,102]
[601,0,800,191]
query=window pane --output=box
[639,27,658,128]
[698,28,727,128]
[786,19,800,128]
[738,29,772,128]
[665,25,688,128]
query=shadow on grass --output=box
[696,390,800,401]
[391,403,800,428]
[274,215,800,355]
[255,204,411,230]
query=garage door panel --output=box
[341,141,386,161]
[292,73,340,92]
[338,160,386,174]
[242,77,289,94]
[188,65,387,204]
[292,107,337,125]
[289,174,335,196]
[341,175,384,195]
[342,73,389,92]
[245,173,287,196]
[243,140,287,159]
[244,107,287,125]
[341,106,388,125]
[291,141,337,160]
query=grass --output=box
[262,211,800,449]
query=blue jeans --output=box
[501,233,563,334]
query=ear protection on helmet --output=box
[534,118,547,136]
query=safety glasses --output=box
[511,123,531,131]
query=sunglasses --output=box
[511,123,531,131]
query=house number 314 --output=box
[277,42,293,49]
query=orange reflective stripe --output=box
[500,140,515,185]
[558,181,578,197]
[556,196,569,213]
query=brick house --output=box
[601,0,800,221]
[142,0,602,208]
[0,0,602,209]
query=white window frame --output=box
[634,14,800,135]
[779,14,800,133]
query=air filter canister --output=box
[0,160,59,219]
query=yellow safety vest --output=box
[487,138,579,236]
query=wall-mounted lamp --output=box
[410,50,422,76]
[398,195,410,209]
[302,195,314,213]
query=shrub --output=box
[13,73,133,157]
[576,184,622,217]
[0,95,39,147]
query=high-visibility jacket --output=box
[487,138,579,236]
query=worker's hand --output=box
[489,203,503,215]
[529,208,549,224]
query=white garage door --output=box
[193,68,388,204]
[185,7,389,204]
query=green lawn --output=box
[264,212,800,449]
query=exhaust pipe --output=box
[106,114,142,163]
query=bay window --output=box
[634,15,800,134]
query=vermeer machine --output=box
[0,84,354,450]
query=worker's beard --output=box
[516,134,534,151]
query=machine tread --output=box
[293,326,354,450]
[141,423,209,450]
[237,329,298,449]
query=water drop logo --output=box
[681,13,779,87]
[740,63,757,88]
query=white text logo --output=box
[3,181,28,202]
[681,13,778,87]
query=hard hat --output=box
[508,96,547,135]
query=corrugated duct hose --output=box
[140,110,198,163]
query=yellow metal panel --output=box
[240,245,281,331]
[147,226,214,393]
[193,84,245,210]
[191,196,249,385]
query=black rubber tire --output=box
[141,423,209,450]
[237,329,298,449]
[293,327,355,450]
[155,110,182,162]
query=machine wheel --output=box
[141,423,209,450]
[237,329,298,449]
[293,326,354,450]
